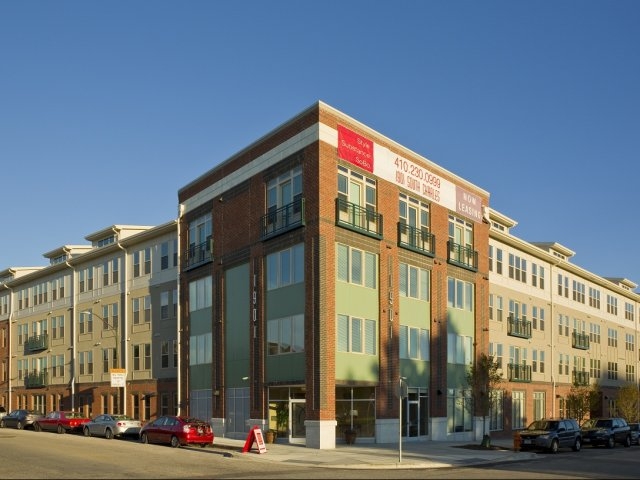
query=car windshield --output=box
[113,415,133,421]
[527,420,557,431]
[583,419,611,429]
[65,412,85,419]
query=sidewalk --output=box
[211,436,538,470]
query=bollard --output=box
[513,432,521,451]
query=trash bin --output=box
[513,432,521,451]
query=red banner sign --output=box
[337,125,374,172]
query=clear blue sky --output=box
[2,1,639,286]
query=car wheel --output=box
[170,435,180,448]
[606,436,615,448]
[16,421,23,430]
[549,439,559,454]
[83,427,91,437]
[573,438,581,452]
[141,433,149,444]
[199,443,207,448]
[34,422,41,433]
[105,428,113,440]
[57,424,65,434]
[624,436,631,448]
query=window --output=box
[161,291,170,320]
[51,354,64,378]
[572,280,585,304]
[590,358,601,379]
[189,333,212,365]
[531,263,544,289]
[447,277,474,311]
[79,311,93,334]
[590,322,601,344]
[398,192,430,249]
[133,344,151,370]
[625,302,635,321]
[512,391,526,429]
[266,244,304,290]
[337,165,377,229]
[79,351,93,375]
[489,342,503,369]
[102,348,116,373]
[336,244,377,289]
[267,314,304,355]
[626,365,635,383]
[399,263,429,301]
[607,294,618,315]
[608,328,618,348]
[161,341,170,368]
[447,333,472,364]
[188,213,212,257]
[399,325,429,360]
[558,314,569,337]
[489,390,504,431]
[589,287,601,309]
[267,165,303,222]
[161,241,170,270]
[51,315,64,340]
[489,245,502,275]
[133,248,152,277]
[557,274,569,298]
[189,276,212,312]
[607,361,618,380]
[625,333,635,352]
[337,314,377,355]
[508,254,527,283]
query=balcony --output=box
[24,370,48,389]
[572,331,590,350]
[397,223,435,257]
[507,316,532,339]
[572,369,589,386]
[261,198,305,240]
[184,238,213,270]
[24,333,49,352]
[335,198,383,239]
[447,241,478,271]
[508,363,532,383]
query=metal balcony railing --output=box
[572,331,590,350]
[24,369,48,389]
[572,369,589,386]
[507,316,532,339]
[447,241,478,271]
[508,363,532,383]
[397,223,435,257]
[261,198,305,240]
[24,333,49,352]
[184,238,213,269]
[335,198,383,239]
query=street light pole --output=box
[398,376,407,463]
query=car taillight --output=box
[117,422,124,426]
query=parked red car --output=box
[34,410,92,434]
[139,416,214,448]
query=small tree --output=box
[566,383,600,423]
[616,383,639,423]
[466,353,503,447]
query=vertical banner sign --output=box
[337,125,374,173]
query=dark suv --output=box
[581,417,631,448]
[519,418,582,453]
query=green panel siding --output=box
[398,296,430,386]
[266,283,305,319]
[335,283,380,382]
[336,284,379,320]
[266,352,306,382]
[265,282,305,383]
[446,308,475,337]
[225,263,250,388]
[190,364,212,390]
[190,308,212,336]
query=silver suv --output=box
[519,418,582,453]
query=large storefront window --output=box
[335,387,375,438]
